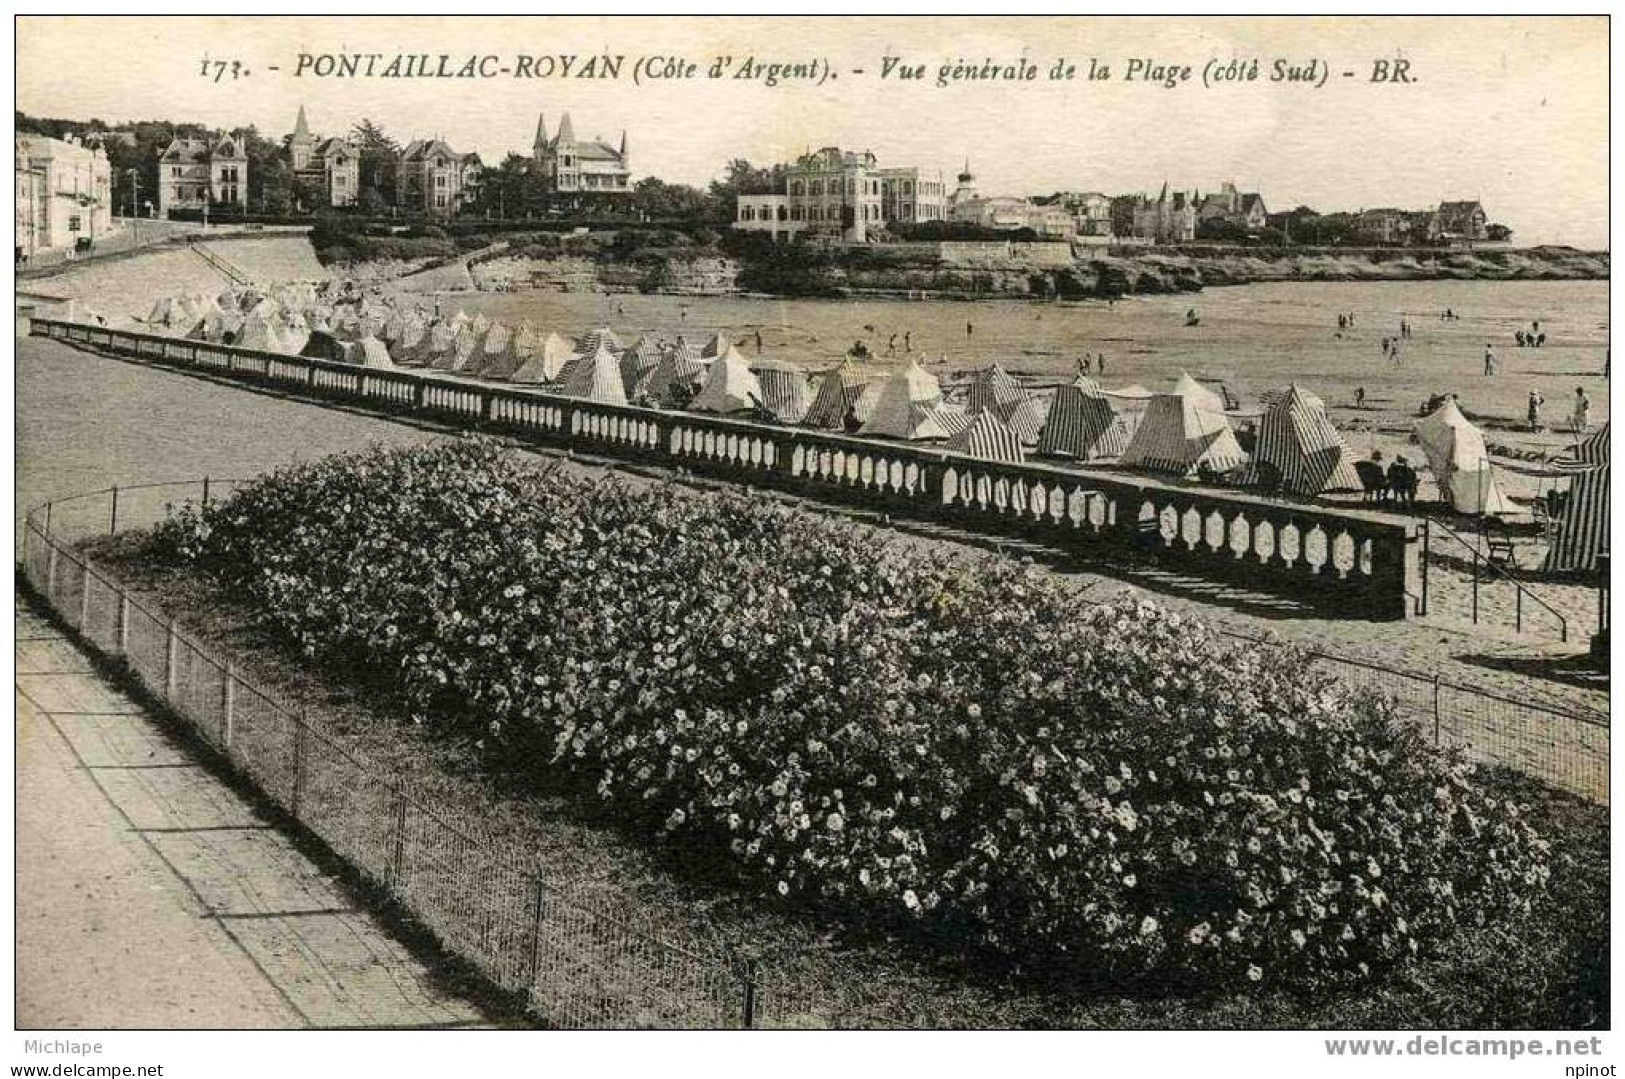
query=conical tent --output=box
[509,332,574,384]
[803,359,873,429]
[356,335,396,369]
[1543,422,1611,573]
[946,410,1026,464]
[967,363,1048,442]
[443,326,483,373]
[642,346,710,405]
[620,337,665,400]
[1037,377,1130,460]
[690,346,764,414]
[859,360,946,440]
[576,327,622,355]
[1413,399,1515,515]
[418,323,460,368]
[750,357,811,424]
[1119,393,1248,477]
[700,331,730,359]
[234,312,287,353]
[1242,385,1364,494]
[469,312,493,336]
[1171,372,1227,415]
[555,340,629,406]
[393,319,430,364]
[471,322,514,377]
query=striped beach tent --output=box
[555,340,629,406]
[437,325,482,372]
[469,312,493,336]
[1413,398,1515,515]
[802,360,873,430]
[642,346,711,406]
[619,336,666,400]
[946,410,1026,464]
[509,331,576,384]
[967,363,1048,443]
[1543,422,1610,573]
[418,322,460,368]
[690,346,764,414]
[234,310,288,353]
[1241,385,1363,494]
[1119,393,1248,477]
[356,335,397,370]
[471,322,516,378]
[1037,377,1130,460]
[393,319,430,364]
[750,356,812,424]
[860,360,947,440]
[576,326,622,355]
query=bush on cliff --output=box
[151,440,1550,990]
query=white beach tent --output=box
[1119,392,1248,478]
[418,323,460,368]
[509,331,576,384]
[1241,385,1364,494]
[1171,372,1228,415]
[690,346,765,414]
[356,335,397,370]
[1412,398,1516,515]
[1542,422,1611,574]
[1036,376,1130,460]
[859,359,948,440]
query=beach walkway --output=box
[15,594,500,1029]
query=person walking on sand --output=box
[966,320,974,339]
[1484,344,1496,376]
[754,329,764,354]
[1355,386,1367,410]
[1572,386,1591,432]
[904,330,912,353]
[1528,389,1544,432]
[1097,353,1107,377]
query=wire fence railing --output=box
[17,481,1611,1029]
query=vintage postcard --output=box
[11,13,1610,1073]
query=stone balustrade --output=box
[31,317,1420,619]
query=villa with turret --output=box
[532,112,632,198]
[287,106,359,210]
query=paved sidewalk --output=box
[15,597,498,1029]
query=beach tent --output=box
[1036,377,1130,460]
[946,410,1026,464]
[576,327,622,355]
[859,360,948,440]
[1172,372,1228,415]
[417,323,460,368]
[392,319,430,364]
[750,357,812,424]
[300,330,355,364]
[700,331,731,359]
[441,326,482,373]
[691,346,765,414]
[966,363,1048,443]
[1102,383,1156,401]
[468,312,493,336]
[641,345,711,405]
[356,335,397,370]
[1413,398,1516,515]
[619,336,666,400]
[802,359,874,430]
[470,322,514,377]
[555,340,629,406]
[1241,385,1364,494]
[1542,422,1611,574]
[510,331,575,384]
[1119,393,1249,477]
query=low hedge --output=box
[152,440,1549,989]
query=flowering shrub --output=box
[153,440,1549,988]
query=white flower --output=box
[1247,964,1263,982]
[777,880,789,896]
[902,889,921,911]
[1139,916,1159,937]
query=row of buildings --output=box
[154,107,635,219]
[15,132,114,260]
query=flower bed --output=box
[153,439,1549,989]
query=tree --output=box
[1487,223,1514,243]
[350,118,399,208]
[630,176,713,222]
[705,158,786,224]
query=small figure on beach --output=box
[1078,354,1092,376]
[1381,337,1392,358]
[1527,389,1544,432]
[1355,386,1366,410]
[1483,345,1496,376]
[1338,314,1347,330]
[1515,330,1527,348]
[886,333,897,356]
[966,320,974,339]
[1572,386,1591,432]
[904,331,912,352]
[1388,456,1418,508]
[1185,308,1200,327]
[755,329,764,354]
[1096,353,1106,376]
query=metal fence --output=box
[17,481,1611,1029]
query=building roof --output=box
[399,138,461,163]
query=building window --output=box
[435,192,448,208]
[68,215,82,232]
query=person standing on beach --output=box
[966,320,974,339]
[1528,389,1544,432]
[755,329,764,354]
[1484,344,1496,376]
[1078,354,1092,375]
[904,330,912,353]
[1097,353,1106,376]
[1573,387,1591,432]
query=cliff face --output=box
[448,245,1607,299]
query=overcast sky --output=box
[17,16,1609,247]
